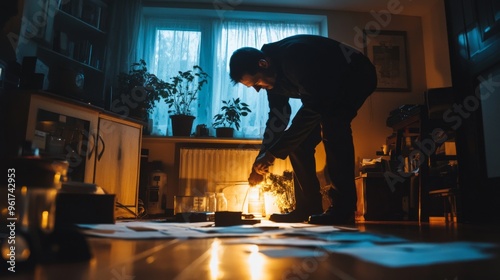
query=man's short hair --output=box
[229,47,265,85]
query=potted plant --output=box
[212,97,252,138]
[261,171,296,213]
[164,65,209,136]
[115,60,169,126]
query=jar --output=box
[216,192,228,212]
[205,192,216,212]
[2,156,68,233]
[247,187,266,218]
[1,155,68,268]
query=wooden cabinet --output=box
[6,91,142,217]
[6,91,99,183]
[94,115,142,217]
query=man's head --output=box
[229,47,276,92]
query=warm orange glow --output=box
[209,240,222,280]
[87,257,98,279]
[1,235,30,261]
[21,186,28,229]
[247,245,264,280]
[54,172,61,183]
[247,187,265,218]
[146,256,155,264]
[41,210,49,230]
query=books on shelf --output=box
[52,30,103,70]
[52,0,107,70]
[81,3,102,29]
[59,0,107,30]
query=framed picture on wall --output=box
[363,30,411,92]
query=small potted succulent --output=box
[164,65,209,136]
[212,97,252,138]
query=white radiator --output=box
[178,148,292,196]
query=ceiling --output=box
[151,0,436,17]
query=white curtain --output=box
[212,20,320,138]
[137,12,321,137]
[138,17,211,135]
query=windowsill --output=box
[143,135,262,145]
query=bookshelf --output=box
[33,0,110,108]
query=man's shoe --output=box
[308,206,355,225]
[270,209,319,223]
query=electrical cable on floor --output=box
[115,201,139,218]
[99,185,143,219]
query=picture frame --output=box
[363,30,411,92]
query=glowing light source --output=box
[41,210,49,230]
[53,172,62,188]
[247,245,264,280]
[247,186,265,218]
[209,240,222,280]
[21,186,28,229]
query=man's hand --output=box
[248,170,264,186]
[247,152,275,186]
[253,152,276,175]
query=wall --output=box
[421,0,452,89]
[317,10,426,174]
[315,5,452,174]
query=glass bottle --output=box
[216,192,228,212]
[205,192,216,212]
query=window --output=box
[138,8,326,137]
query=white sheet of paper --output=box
[328,242,496,267]
[311,232,407,243]
[77,222,497,267]
[224,237,335,247]
[259,248,327,258]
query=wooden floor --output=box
[357,220,500,243]
[344,221,500,279]
[4,220,500,280]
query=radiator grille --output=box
[178,148,292,196]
